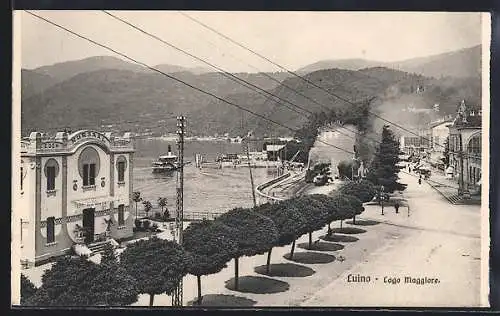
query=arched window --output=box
[78,147,101,186]
[467,135,481,157]
[44,159,60,191]
[116,155,128,183]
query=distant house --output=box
[427,116,454,167]
[264,144,286,161]
[400,135,430,155]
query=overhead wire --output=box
[103,11,310,117]
[24,10,353,156]
[178,11,469,153]
[25,11,468,190]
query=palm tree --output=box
[157,197,167,214]
[142,200,153,219]
[132,192,142,219]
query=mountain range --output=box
[20,45,482,137]
[297,45,481,79]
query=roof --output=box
[266,144,286,152]
[450,100,482,129]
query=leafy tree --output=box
[328,192,359,230]
[215,208,278,290]
[286,196,329,252]
[307,194,340,234]
[254,202,308,274]
[182,220,237,305]
[337,160,361,180]
[338,179,377,203]
[142,200,153,218]
[365,125,407,193]
[346,196,363,225]
[120,237,191,306]
[90,246,140,306]
[132,192,142,218]
[20,274,37,305]
[25,255,139,306]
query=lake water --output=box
[132,126,356,215]
[132,138,278,214]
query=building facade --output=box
[447,101,482,196]
[400,135,430,155]
[427,115,454,168]
[19,130,135,267]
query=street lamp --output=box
[380,185,385,215]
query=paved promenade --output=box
[302,171,485,307]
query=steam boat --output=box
[152,145,179,173]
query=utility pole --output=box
[244,138,257,207]
[172,115,185,307]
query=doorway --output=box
[82,208,95,244]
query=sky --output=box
[18,11,483,72]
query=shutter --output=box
[89,164,96,185]
[83,164,89,186]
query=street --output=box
[301,171,485,307]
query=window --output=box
[83,163,96,186]
[46,217,55,244]
[44,159,59,192]
[46,166,56,191]
[78,147,100,186]
[118,204,125,226]
[118,161,125,182]
[467,135,481,158]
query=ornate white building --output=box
[19,130,135,267]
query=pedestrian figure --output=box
[394,202,400,214]
[418,176,422,185]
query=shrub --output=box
[154,212,162,220]
[134,219,142,229]
[21,274,37,305]
[143,220,151,230]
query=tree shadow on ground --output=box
[283,251,336,264]
[225,276,290,294]
[345,219,380,226]
[254,263,316,277]
[187,294,257,307]
[320,234,359,243]
[297,241,344,251]
[330,227,367,234]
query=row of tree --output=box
[21,180,378,307]
[132,192,170,219]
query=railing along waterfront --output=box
[136,210,225,222]
[255,170,306,203]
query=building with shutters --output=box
[19,130,135,267]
